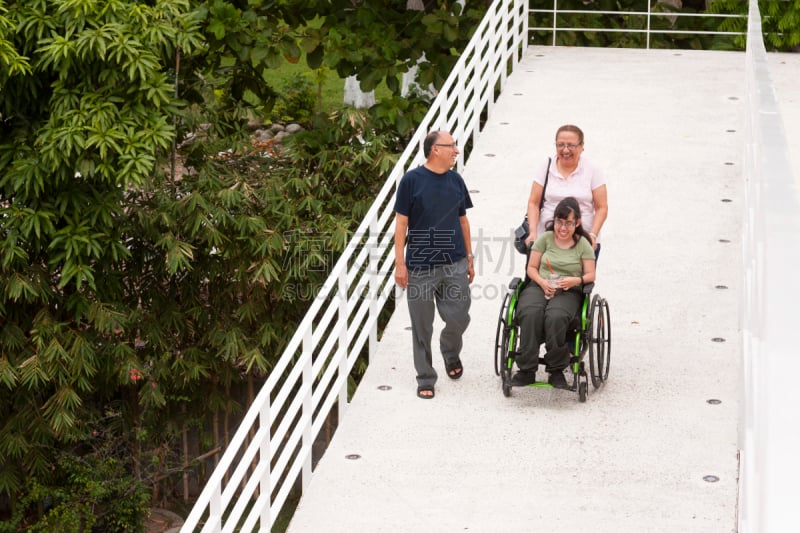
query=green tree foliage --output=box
[1,0,431,527]
[282,108,401,222]
[1,0,201,476]
[310,0,489,134]
[0,0,488,527]
[312,1,473,91]
[713,0,800,50]
[177,0,321,129]
[0,448,150,533]
[0,0,205,526]
[273,72,317,122]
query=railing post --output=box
[258,397,272,530]
[499,3,509,88]
[302,327,313,491]
[337,268,349,416]
[519,0,528,64]
[484,7,500,139]
[552,0,558,46]
[457,61,467,170]
[368,221,379,356]
[208,486,222,532]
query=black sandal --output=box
[445,358,463,380]
[417,386,435,399]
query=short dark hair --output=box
[423,131,441,158]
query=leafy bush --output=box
[713,0,800,51]
[273,72,317,123]
[0,451,150,533]
[0,0,481,523]
[368,94,432,137]
[278,107,400,223]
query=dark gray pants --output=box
[514,283,582,373]
[406,259,471,388]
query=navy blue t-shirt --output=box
[394,165,473,268]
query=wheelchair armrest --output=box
[508,277,523,291]
[582,282,595,295]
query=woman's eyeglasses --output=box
[555,143,581,150]
[554,219,576,228]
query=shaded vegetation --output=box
[0,0,488,529]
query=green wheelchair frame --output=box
[494,277,611,401]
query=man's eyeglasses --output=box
[554,219,576,228]
[555,143,582,150]
[435,142,458,148]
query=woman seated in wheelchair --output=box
[512,196,596,389]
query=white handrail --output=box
[739,1,800,531]
[180,1,528,531]
[530,1,746,48]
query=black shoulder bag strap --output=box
[539,157,551,210]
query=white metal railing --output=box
[180,1,528,531]
[739,1,800,531]
[529,0,746,48]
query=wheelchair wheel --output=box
[494,292,511,376]
[598,297,611,381]
[500,324,516,398]
[579,380,588,403]
[588,294,612,387]
[502,375,512,397]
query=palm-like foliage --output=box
[0,0,410,526]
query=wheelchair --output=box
[494,276,611,401]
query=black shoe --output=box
[548,371,568,389]
[511,370,536,386]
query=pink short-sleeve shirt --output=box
[534,155,606,240]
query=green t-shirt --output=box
[532,231,595,279]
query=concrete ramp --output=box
[286,45,798,533]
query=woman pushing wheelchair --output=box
[511,197,596,389]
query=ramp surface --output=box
[286,45,800,533]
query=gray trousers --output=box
[406,258,471,388]
[514,283,583,373]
